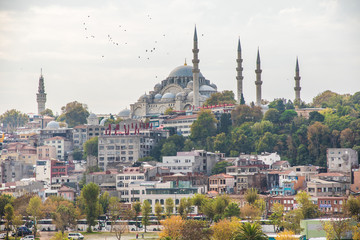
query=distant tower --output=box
[294,57,301,103]
[236,38,244,104]
[192,26,200,108]
[255,48,263,106]
[37,69,47,114]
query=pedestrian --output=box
[136,233,138,239]
[142,233,144,238]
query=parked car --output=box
[21,235,35,240]
[68,232,84,240]
[0,233,7,239]
[12,227,32,237]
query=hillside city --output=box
[1,30,360,240]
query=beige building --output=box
[44,136,72,160]
[37,145,56,160]
[307,179,347,197]
[208,173,235,194]
[327,148,358,174]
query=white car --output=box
[68,232,84,240]
[0,233,7,239]
[20,235,35,240]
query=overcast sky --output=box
[0,0,359,115]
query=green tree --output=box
[161,141,177,156]
[0,109,29,132]
[183,139,196,151]
[83,136,98,158]
[141,200,151,232]
[40,108,54,117]
[178,198,192,219]
[12,213,23,240]
[53,203,78,233]
[283,209,303,234]
[309,111,324,122]
[268,99,286,113]
[132,201,142,231]
[218,113,232,134]
[192,194,206,215]
[61,101,89,128]
[279,110,297,124]
[165,198,174,217]
[155,202,163,229]
[72,148,83,160]
[211,161,232,175]
[138,156,157,162]
[296,191,319,219]
[344,196,360,221]
[224,202,240,218]
[245,188,259,205]
[81,182,100,232]
[263,109,280,124]
[190,109,218,144]
[4,203,14,240]
[307,122,331,166]
[232,222,267,240]
[0,194,14,219]
[269,203,284,232]
[204,90,236,106]
[164,107,176,115]
[51,231,68,240]
[26,196,44,238]
[99,191,110,214]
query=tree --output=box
[322,218,351,240]
[231,105,263,126]
[232,222,267,240]
[211,161,232,175]
[263,109,280,124]
[155,202,163,229]
[279,110,297,124]
[245,188,259,205]
[178,197,192,219]
[353,223,360,240]
[159,215,184,240]
[83,136,98,158]
[108,197,122,232]
[165,198,174,217]
[192,194,206,215]
[114,222,128,240]
[240,204,261,221]
[132,201,142,231]
[53,202,79,233]
[211,218,241,240]
[254,199,266,218]
[204,90,236,106]
[307,122,331,166]
[141,200,151,233]
[40,108,54,117]
[224,202,240,218]
[283,209,303,234]
[270,203,284,233]
[26,196,44,238]
[164,107,176,115]
[295,191,319,219]
[12,213,23,240]
[4,203,14,240]
[138,156,156,162]
[309,111,324,122]
[218,113,232,134]
[180,219,211,240]
[51,231,68,240]
[268,99,286,113]
[161,141,177,156]
[61,101,89,128]
[275,230,297,240]
[81,182,100,232]
[190,109,218,144]
[0,194,14,219]
[99,191,110,214]
[0,109,29,132]
[344,196,360,221]
[312,90,342,108]
[72,148,84,160]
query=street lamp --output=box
[174,191,177,215]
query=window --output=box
[125,176,130,180]
[131,176,136,180]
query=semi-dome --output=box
[154,93,162,99]
[176,92,186,100]
[200,85,216,92]
[46,121,60,129]
[187,91,194,100]
[168,65,204,78]
[88,113,97,119]
[210,83,217,90]
[138,94,148,101]
[118,108,130,117]
[154,83,162,92]
[162,92,175,99]
[186,81,193,90]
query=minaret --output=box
[236,38,244,104]
[37,69,47,114]
[192,26,200,108]
[294,57,301,103]
[255,48,263,106]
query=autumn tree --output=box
[180,219,211,240]
[60,101,89,127]
[164,107,176,115]
[322,218,351,240]
[296,191,319,219]
[155,202,163,229]
[231,105,263,126]
[159,215,184,239]
[53,202,79,233]
[26,196,44,238]
[81,182,100,232]
[12,213,23,240]
[270,203,285,232]
[275,230,297,240]
[204,90,236,106]
[211,218,241,240]
[108,197,122,232]
[132,201,142,231]
[0,109,29,132]
[344,196,360,221]
[245,188,259,205]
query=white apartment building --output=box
[162,114,198,137]
[257,152,281,166]
[159,150,220,175]
[43,136,72,160]
[36,160,51,184]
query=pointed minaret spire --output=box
[236,37,244,104]
[184,58,187,66]
[255,48,263,106]
[37,69,47,114]
[192,25,200,108]
[294,57,301,103]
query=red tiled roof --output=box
[45,136,65,141]
[209,173,234,179]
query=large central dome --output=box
[168,65,204,78]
